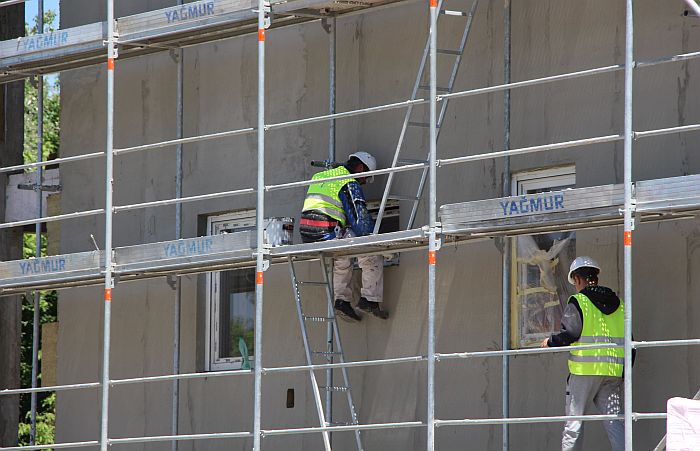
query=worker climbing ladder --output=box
[288,256,363,451]
[374,0,479,233]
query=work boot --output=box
[357,297,389,319]
[334,299,362,322]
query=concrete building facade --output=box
[55,0,700,450]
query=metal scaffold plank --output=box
[0,0,412,84]
[1,174,699,295]
[440,173,700,236]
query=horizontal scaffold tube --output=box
[632,338,700,349]
[2,119,700,228]
[2,339,698,397]
[113,127,256,156]
[110,368,252,385]
[0,381,100,396]
[0,50,698,175]
[435,414,623,427]
[0,152,105,174]
[437,342,622,360]
[113,187,255,213]
[0,441,99,451]
[0,209,105,230]
[435,412,667,427]
[108,432,253,445]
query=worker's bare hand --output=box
[540,338,550,348]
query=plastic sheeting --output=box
[666,397,700,451]
[515,232,575,347]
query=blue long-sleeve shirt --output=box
[339,181,375,237]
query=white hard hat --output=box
[349,151,377,182]
[567,256,601,285]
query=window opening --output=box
[207,211,256,371]
[511,167,576,348]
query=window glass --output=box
[512,168,576,348]
[207,211,256,370]
[217,268,255,362]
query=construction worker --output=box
[300,151,388,322]
[541,256,625,451]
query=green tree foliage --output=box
[18,10,60,447]
[24,10,60,166]
[19,234,58,447]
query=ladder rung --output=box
[398,158,429,165]
[418,84,451,93]
[388,194,420,202]
[303,315,335,322]
[441,9,469,16]
[319,386,350,392]
[408,121,440,128]
[437,48,462,56]
[312,351,342,356]
[298,281,328,286]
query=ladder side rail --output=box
[436,0,478,129]
[320,257,364,451]
[373,0,446,234]
[287,257,333,451]
[406,0,479,229]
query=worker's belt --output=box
[300,218,338,228]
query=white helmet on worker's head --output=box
[349,151,377,182]
[567,256,601,285]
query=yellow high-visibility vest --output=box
[568,292,625,377]
[302,166,355,226]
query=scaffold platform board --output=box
[0,0,408,84]
[1,173,698,296]
[440,173,700,237]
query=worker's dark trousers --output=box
[562,374,624,451]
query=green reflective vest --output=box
[568,292,625,377]
[302,166,356,226]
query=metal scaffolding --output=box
[1,0,700,450]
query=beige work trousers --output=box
[333,255,384,303]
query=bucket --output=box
[263,217,294,246]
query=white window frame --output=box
[205,210,256,371]
[511,166,576,348]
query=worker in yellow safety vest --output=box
[300,152,388,322]
[541,256,626,451]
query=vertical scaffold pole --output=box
[328,16,336,163]
[427,0,438,448]
[501,1,511,450]
[100,0,116,449]
[622,0,634,450]
[29,0,45,445]
[253,0,267,448]
[171,0,184,447]
[326,15,337,442]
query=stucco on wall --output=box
[56,0,700,449]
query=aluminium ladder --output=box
[374,0,479,233]
[288,256,363,451]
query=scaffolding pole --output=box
[4,116,700,232]
[2,49,696,177]
[426,0,438,448]
[100,0,116,449]
[623,0,634,450]
[253,0,267,448]
[171,1,184,447]
[29,0,44,445]
[326,17,337,440]
[501,0,511,449]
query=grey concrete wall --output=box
[55,0,700,450]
